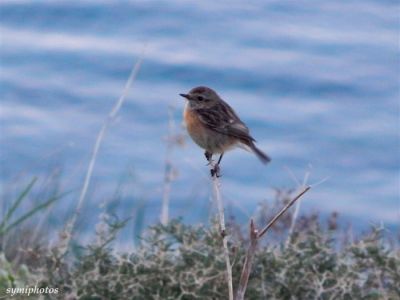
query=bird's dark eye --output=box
[197,96,204,101]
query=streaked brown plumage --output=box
[180,86,270,176]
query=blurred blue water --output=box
[0,0,399,232]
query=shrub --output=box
[7,217,394,300]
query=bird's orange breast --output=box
[184,106,209,149]
[183,105,237,153]
[184,107,204,135]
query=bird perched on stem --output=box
[180,86,270,177]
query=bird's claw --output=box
[204,151,212,162]
[210,164,221,177]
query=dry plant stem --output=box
[235,219,258,300]
[62,57,143,253]
[285,193,302,248]
[258,186,311,238]
[161,163,172,225]
[160,106,175,225]
[285,168,311,247]
[235,186,311,300]
[211,165,233,300]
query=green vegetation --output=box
[0,177,398,299]
[1,209,399,299]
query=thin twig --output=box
[285,195,302,248]
[210,164,233,300]
[160,106,176,225]
[258,186,311,239]
[235,219,258,300]
[286,166,312,247]
[61,56,143,254]
[234,186,311,300]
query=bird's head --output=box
[180,86,220,109]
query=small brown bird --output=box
[180,86,270,177]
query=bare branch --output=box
[258,186,311,239]
[235,219,258,300]
[210,164,233,300]
[160,106,176,225]
[285,194,302,248]
[234,186,311,300]
[286,167,313,247]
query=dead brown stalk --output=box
[210,163,234,300]
[234,186,311,300]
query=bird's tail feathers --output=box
[237,141,271,164]
[250,143,271,164]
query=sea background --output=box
[0,0,399,243]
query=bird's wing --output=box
[195,101,255,143]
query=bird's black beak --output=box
[179,93,190,100]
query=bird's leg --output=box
[217,153,224,165]
[211,153,224,177]
[204,151,213,165]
